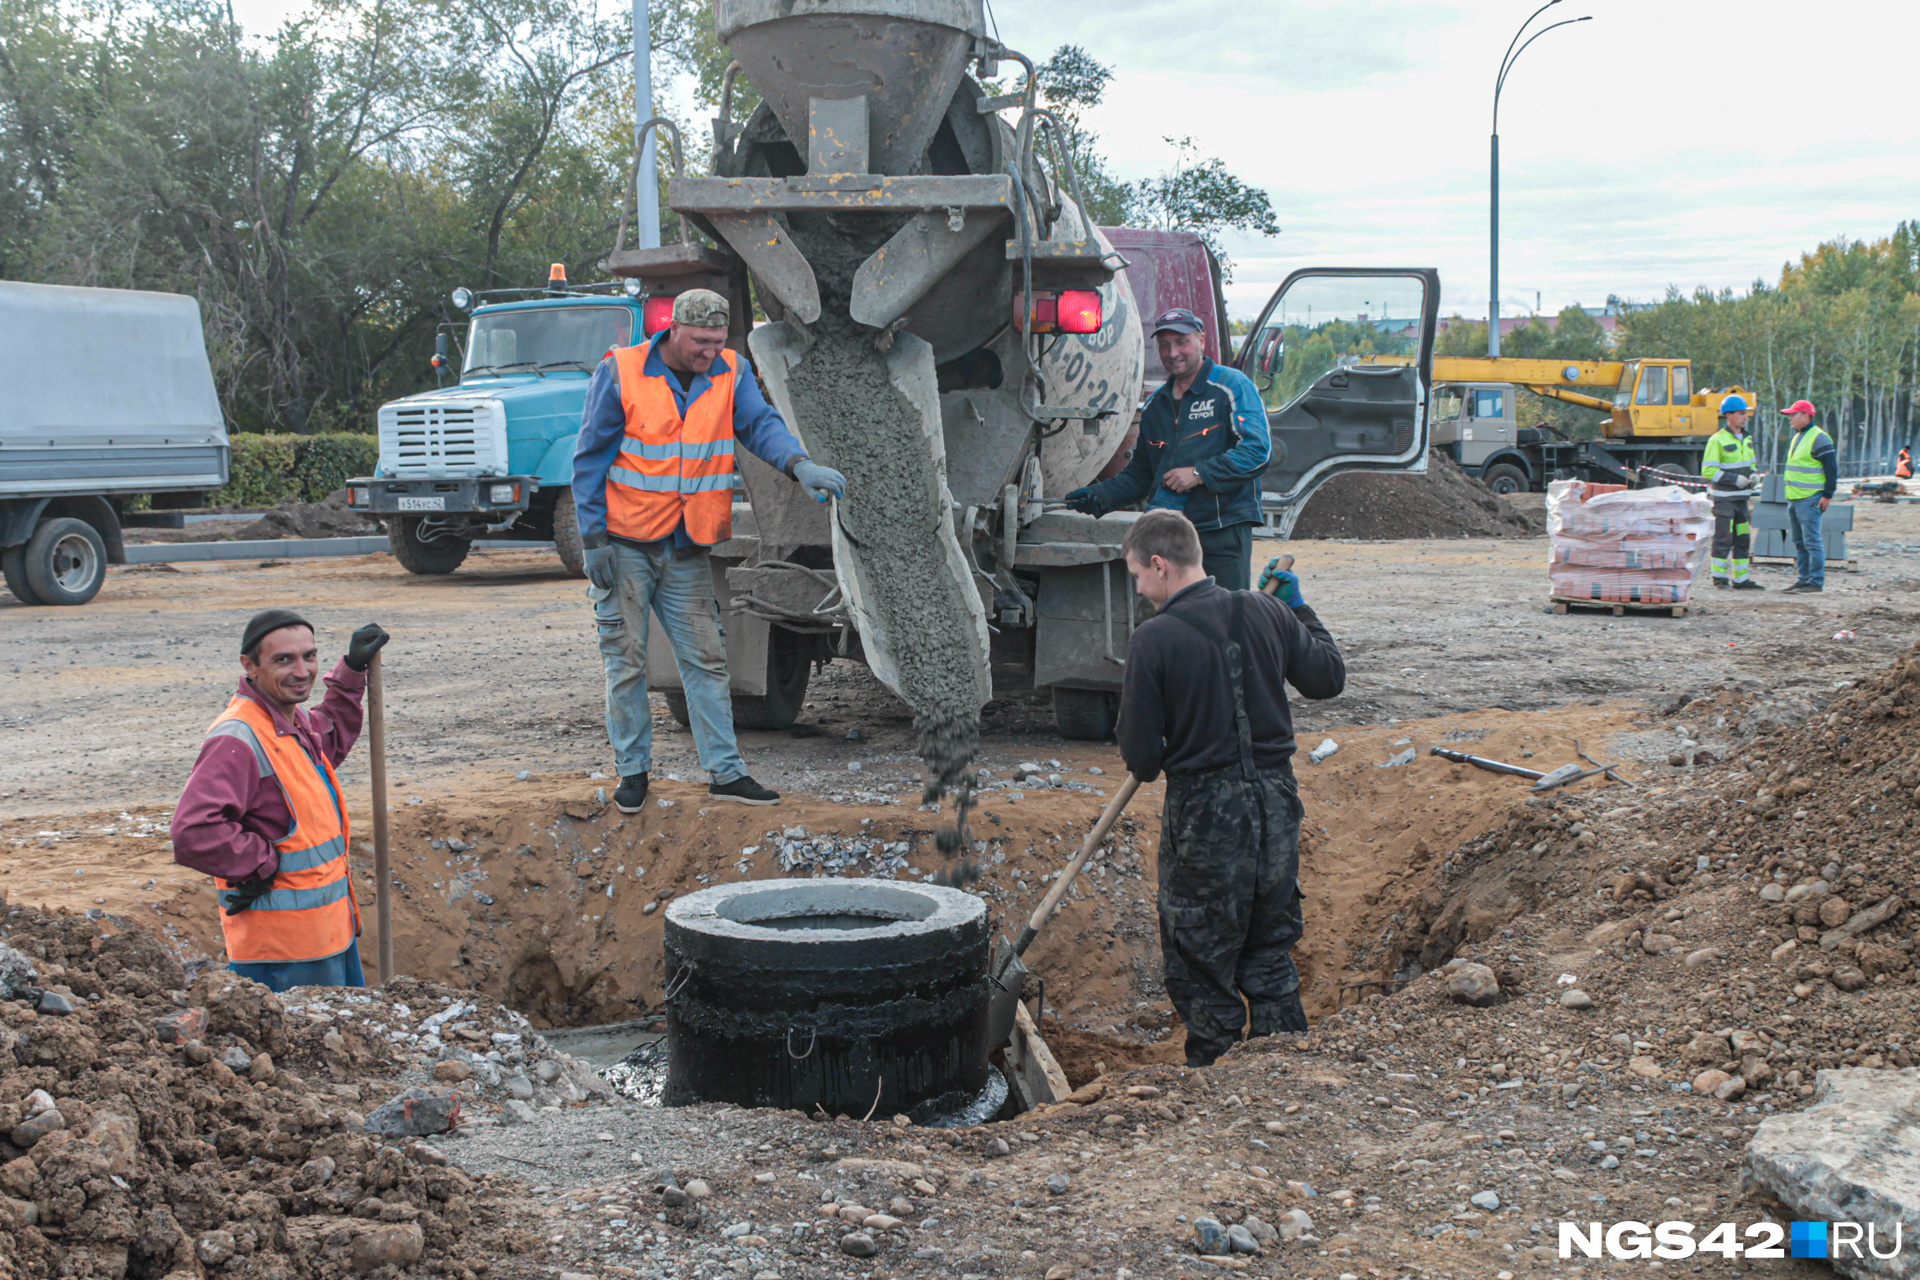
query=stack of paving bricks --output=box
[1547,479,1711,606]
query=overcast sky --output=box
[230,0,1920,321]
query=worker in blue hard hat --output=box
[1700,393,1763,590]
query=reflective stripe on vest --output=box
[205,699,358,964]
[1701,428,1755,483]
[607,341,737,545]
[1785,427,1833,500]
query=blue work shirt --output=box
[1085,358,1271,530]
[572,343,811,553]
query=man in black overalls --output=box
[1116,509,1346,1066]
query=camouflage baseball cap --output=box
[672,289,729,328]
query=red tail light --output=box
[1014,290,1104,334]
[1057,289,1102,334]
[642,296,675,337]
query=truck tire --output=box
[1052,687,1118,741]
[387,517,470,575]
[662,630,811,732]
[22,517,106,606]
[551,490,586,579]
[2,544,43,606]
[1481,463,1529,496]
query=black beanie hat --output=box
[241,607,314,657]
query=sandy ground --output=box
[5,500,1920,1280]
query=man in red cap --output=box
[1779,400,1835,593]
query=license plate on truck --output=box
[397,496,445,511]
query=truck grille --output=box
[378,400,509,477]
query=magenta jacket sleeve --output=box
[171,735,282,883]
[305,661,367,766]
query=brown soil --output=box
[235,492,384,540]
[0,905,549,1280]
[1293,449,1538,539]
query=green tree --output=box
[1126,136,1280,280]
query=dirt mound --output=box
[1292,449,1537,540]
[0,904,562,1280]
[237,490,383,540]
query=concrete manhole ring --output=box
[662,878,991,1113]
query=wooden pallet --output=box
[1751,555,1858,572]
[1551,595,1688,618]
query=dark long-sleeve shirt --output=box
[1802,427,1838,499]
[572,343,810,553]
[1118,579,1346,782]
[171,662,365,882]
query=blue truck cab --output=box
[347,287,648,576]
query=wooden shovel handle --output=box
[1010,775,1141,957]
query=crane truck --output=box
[1333,354,1750,494]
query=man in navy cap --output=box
[1065,307,1271,589]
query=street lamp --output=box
[1490,2,1591,356]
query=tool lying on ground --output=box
[1427,745,1627,792]
[986,775,1141,1048]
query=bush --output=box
[211,433,379,507]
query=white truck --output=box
[0,282,229,605]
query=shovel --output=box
[986,775,1141,1048]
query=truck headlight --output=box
[489,483,519,504]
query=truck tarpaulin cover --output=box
[0,281,228,498]
[1546,480,1711,605]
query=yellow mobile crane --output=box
[1366,354,1751,493]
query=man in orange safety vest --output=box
[172,610,388,990]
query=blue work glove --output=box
[1064,486,1103,516]
[583,543,616,591]
[792,459,846,503]
[1259,559,1305,608]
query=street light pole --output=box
[1491,2,1590,357]
[634,0,660,249]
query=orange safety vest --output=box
[205,697,358,964]
[1899,449,1913,479]
[607,340,737,545]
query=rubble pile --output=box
[0,906,561,1280]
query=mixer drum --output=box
[714,0,985,177]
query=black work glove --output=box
[344,623,390,672]
[222,875,277,915]
[1064,487,1103,516]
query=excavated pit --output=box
[659,879,993,1119]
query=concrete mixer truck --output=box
[591,0,1439,757]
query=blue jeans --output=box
[1788,495,1826,587]
[592,542,746,783]
[231,938,364,993]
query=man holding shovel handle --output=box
[172,610,389,993]
[1116,513,1346,1066]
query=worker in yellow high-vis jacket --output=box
[1701,393,1763,590]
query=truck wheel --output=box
[733,629,811,731]
[1481,464,1529,496]
[661,633,812,732]
[22,518,106,606]
[1052,687,1118,741]
[2,544,43,605]
[1644,463,1688,489]
[551,490,586,579]
[387,517,470,575]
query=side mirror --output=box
[432,332,450,371]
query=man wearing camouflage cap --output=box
[573,289,845,810]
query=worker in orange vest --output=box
[572,289,845,813]
[172,610,388,991]
[1899,445,1914,479]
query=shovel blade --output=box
[985,936,1028,1050]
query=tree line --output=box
[1,6,1278,437]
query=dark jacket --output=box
[1084,359,1271,531]
[1118,579,1346,782]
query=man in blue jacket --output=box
[1065,307,1271,589]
